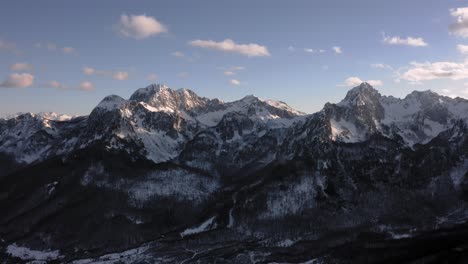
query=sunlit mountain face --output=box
[2,1,468,263]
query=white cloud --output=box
[117,14,167,39]
[340,77,383,87]
[229,79,241,86]
[0,73,34,88]
[79,81,94,91]
[449,7,468,38]
[147,73,158,81]
[288,46,295,52]
[332,46,342,54]
[457,44,468,54]
[172,51,184,57]
[10,63,33,72]
[304,48,314,53]
[400,61,468,83]
[112,71,129,80]
[62,47,75,54]
[382,34,428,47]
[189,39,270,57]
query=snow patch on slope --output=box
[6,243,62,261]
[330,118,364,143]
[180,216,217,237]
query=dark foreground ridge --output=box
[1,82,468,263]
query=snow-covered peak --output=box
[95,95,127,111]
[131,83,169,97]
[129,84,211,113]
[339,82,381,107]
[239,94,260,103]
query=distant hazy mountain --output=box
[1,83,468,263]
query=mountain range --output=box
[1,82,468,263]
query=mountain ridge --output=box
[1,82,468,263]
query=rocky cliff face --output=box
[1,83,468,263]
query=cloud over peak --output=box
[189,39,270,57]
[340,77,383,87]
[117,14,167,39]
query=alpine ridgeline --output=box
[1,82,468,263]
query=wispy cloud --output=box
[112,72,129,81]
[189,39,270,57]
[371,63,393,70]
[382,33,428,47]
[83,67,129,81]
[117,14,167,39]
[46,80,69,90]
[222,65,245,76]
[0,39,20,54]
[304,48,326,53]
[45,80,94,91]
[62,47,76,54]
[79,81,94,91]
[332,46,342,54]
[47,43,57,50]
[147,73,158,81]
[10,63,33,72]
[0,73,34,88]
[449,7,468,38]
[339,77,383,87]
[35,42,76,54]
[172,51,185,57]
[177,72,188,78]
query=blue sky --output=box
[1,0,468,116]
